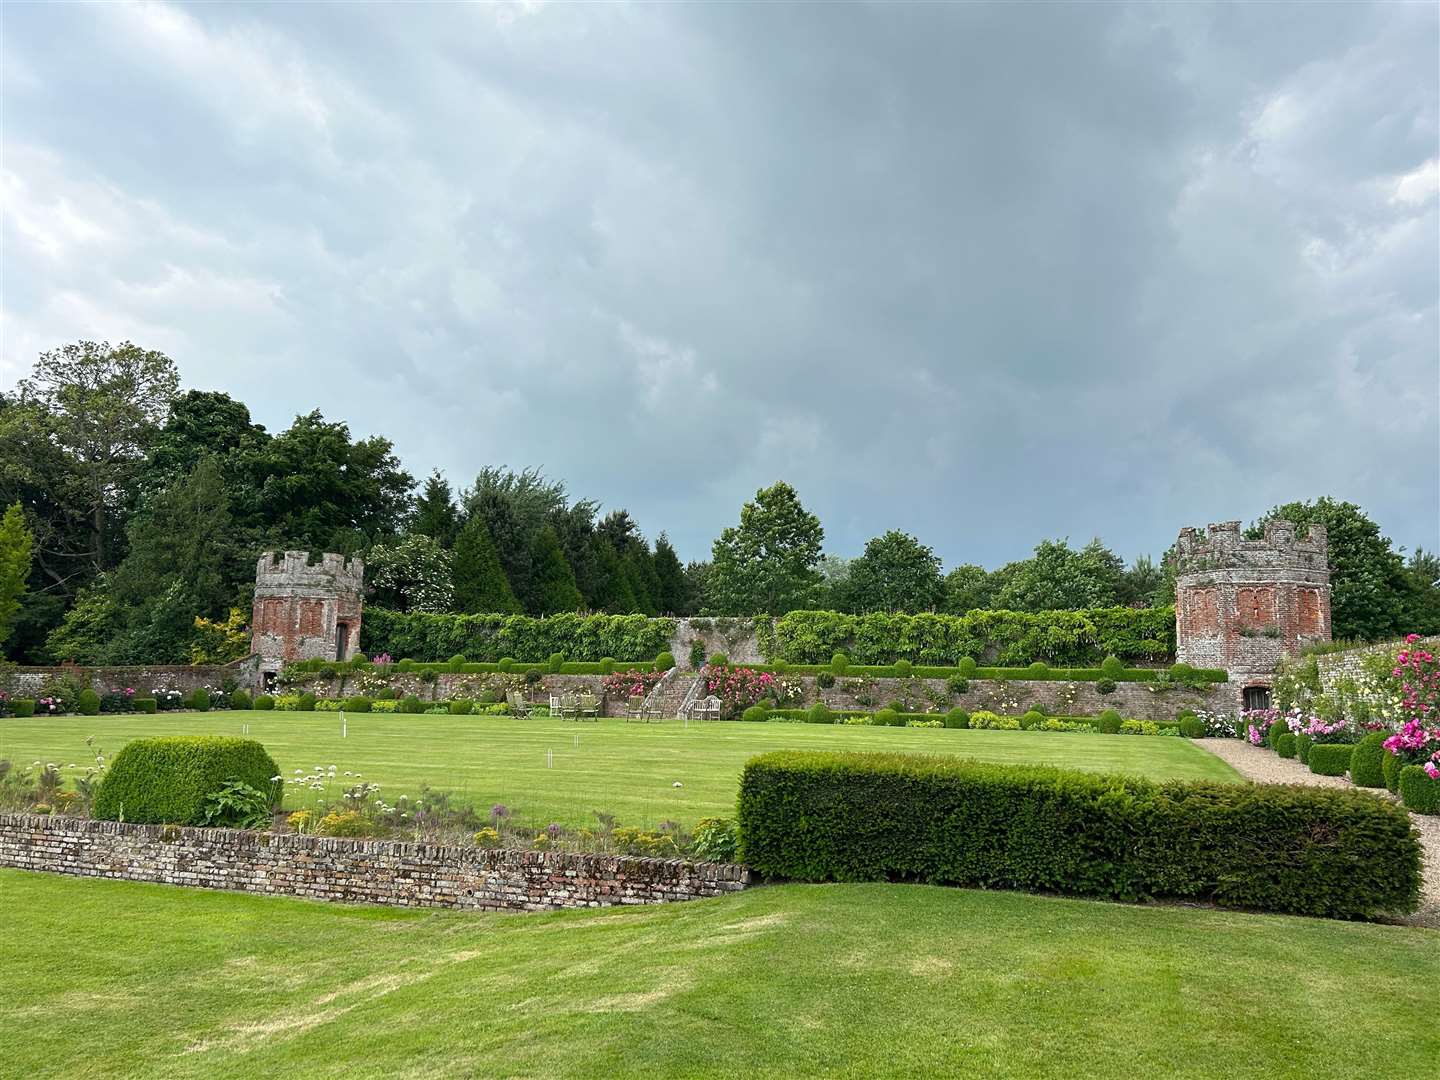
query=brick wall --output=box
[4,660,255,697]
[0,813,752,911]
[812,676,1228,721]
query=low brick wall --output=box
[0,814,752,912]
[812,676,1228,721]
[5,659,257,697]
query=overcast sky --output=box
[2,1,1436,568]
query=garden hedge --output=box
[1349,733,1387,788]
[78,689,100,716]
[1276,733,1298,758]
[1398,766,1439,815]
[93,736,281,825]
[11,699,36,717]
[135,698,157,714]
[1382,751,1403,793]
[1307,743,1355,777]
[736,751,1420,919]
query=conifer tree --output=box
[526,525,583,614]
[452,514,521,613]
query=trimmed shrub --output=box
[655,651,675,672]
[1349,732,1388,788]
[706,654,727,669]
[893,659,912,678]
[400,695,423,714]
[817,671,836,689]
[946,674,970,695]
[1308,743,1354,777]
[831,652,849,675]
[1100,655,1124,678]
[805,703,833,724]
[957,656,978,676]
[1296,733,1313,764]
[78,689,101,716]
[524,669,543,686]
[447,654,467,673]
[1266,719,1288,750]
[736,750,1421,919]
[93,736,281,826]
[1179,716,1206,740]
[448,699,474,715]
[186,689,209,713]
[1382,751,1403,794]
[885,699,906,714]
[1096,679,1117,696]
[342,696,372,713]
[497,657,516,673]
[1019,710,1045,730]
[253,695,275,711]
[1399,766,1440,814]
[374,687,396,701]
[12,699,36,717]
[1027,661,1048,676]
[298,692,317,712]
[1276,733,1298,758]
[742,705,769,724]
[873,708,900,728]
[1097,709,1122,735]
[230,690,252,710]
[600,657,617,675]
[548,652,565,674]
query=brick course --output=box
[0,814,752,912]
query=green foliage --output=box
[958,656,977,676]
[77,689,100,716]
[525,525,584,615]
[187,688,210,712]
[298,692,316,712]
[12,699,36,717]
[805,703,833,724]
[993,538,1125,612]
[1096,679,1117,695]
[1349,733,1388,788]
[0,502,34,649]
[1308,744,1355,777]
[548,652,565,674]
[843,530,945,614]
[1019,710,1045,730]
[707,653,728,668]
[1097,709,1122,734]
[343,696,372,713]
[448,699,474,715]
[93,736,280,825]
[134,697,157,713]
[1382,750,1403,793]
[944,708,970,729]
[655,651,675,672]
[1179,716,1206,739]
[1266,720,1288,749]
[253,695,274,711]
[366,534,455,614]
[707,482,824,615]
[498,657,515,673]
[946,674,970,695]
[599,657,616,675]
[1296,733,1313,764]
[736,751,1421,919]
[452,514,521,615]
[873,708,900,728]
[1100,655,1124,678]
[690,817,738,862]
[200,779,274,830]
[831,652,849,675]
[1276,733,1298,758]
[1398,767,1439,814]
[741,705,769,724]
[399,695,423,714]
[361,609,674,665]
[817,671,836,689]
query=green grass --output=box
[1,711,1238,828]
[0,869,1432,1079]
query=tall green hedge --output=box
[736,751,1419,920]
[759,608,1175,666]
[93,737,281,826]
[360,610,674,664]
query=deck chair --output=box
[507,691,534,719]
[626,694,649,722]
[577,693,600,721]
[560,692,580,720]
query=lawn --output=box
[0,869,1433,1079]
[0,711,1239,828]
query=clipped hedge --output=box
[361,610,674,665]
[78,689,100,716]
[12,699,37,717]
[1349,732,1387,788]
[1399,766,1439,814]
[135,698,158,714]
[1308,743,1355,777]
[736,751,1420,919]
[93,736,281,825]
[1276,733,1298,758]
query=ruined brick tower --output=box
[250,552,364,679]
[1174,520,1331,709]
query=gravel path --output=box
[1198,738,1439,928]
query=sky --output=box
[2,1,1437,569]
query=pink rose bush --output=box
[601,669,667,700]
[703,665,802,718]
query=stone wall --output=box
[0,813,752,912]
[811,676,1228,721]
[251,551,365,675]
[667,618,767,666]
[3,660,255,698]
[1315,635,1439,694]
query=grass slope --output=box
[0,870,1433,1079]
[1,712,1238,828]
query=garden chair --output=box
[699,696,722,721]
[507,691,534,719]
[577,693,600,721]
[549,694,563,717]
[560,692,580,720]
[626,695,648,722]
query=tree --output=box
[942,564,994,614]
[367,534,455,613]
[844,530,945,613]
[587,534,640,613]
[525,525,583,614]
[43,583,123,664]
[452,515,521,614]
[994,538,1123,611]
[1117,554,1166,608]
[550,500,602,606]
[142,390,267,497]
[16,341,179,572]
[1405,548,1440,635]
[1251,498,1417,641]
[412,471,461,548]
[0,502,34,649]
[652,533,688,614]
[707,482,824,615]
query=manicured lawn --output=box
[0,869,1432,1079]
[0,711,1238,828]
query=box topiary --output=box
[229,690,252,710]
[1381,751,1402,793]
[944,708,970,729]
[78,689,101,716]
[600,657,617,675]
[1179,716,1206,739]
[958,656,977,677]
[805,703,833,724]
[343,696,372,713]
[448,699,474,715]
[1349,732,1387,788]
[742,705,769,724]
[1296,733,1313,764]
[135,697,157,714]
[253,694,274,711]
[523,669,543,685]
[400,695,423,714]
[831,652,849,676]
[1308,743,1354,777]
[1398,766,1439,814]
[1019,710,1045,730]
[1276,733,1298,758]
[447,654,467,673]
[893,659,913,677]
[655,651,675,672]
[187,688,210,712]
[298,692,317,712]
[874,708,900,728]
[1101,655,1124,678]
[1028,662,1048,676]
[93,736,281,825]
[374,687,396,700]
[1097,709,1122,734]
[12,699,36,717]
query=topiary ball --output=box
[1276,732,1298,758]
[1349,732,1387,788]
[524,669,543,685]
[893,659,913,677]
[945,708,970,729]
[1097,709,1122,734]
[498,657,516,673]
[874,708,899,728]
[1382,750,1403,793]
[447,654,467,673]
[599,657,616,675]
[1399,766,1440,814]
[1028,662,1048,676]
[655,651,675,672]
[78,689,101,716]
[1101,655,1124,678]
[1179,716,1206,739]
[741,705,768,724]
[1266,720,1288,750]
[806,703,833,724]
[830,652,849,675]
[1019,710,1045,730]
[548,652,565,674]
[299,692,317,712]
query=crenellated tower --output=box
[251,552,365,678]
[1174,520,1331,708]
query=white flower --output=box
[672,781,683,788]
